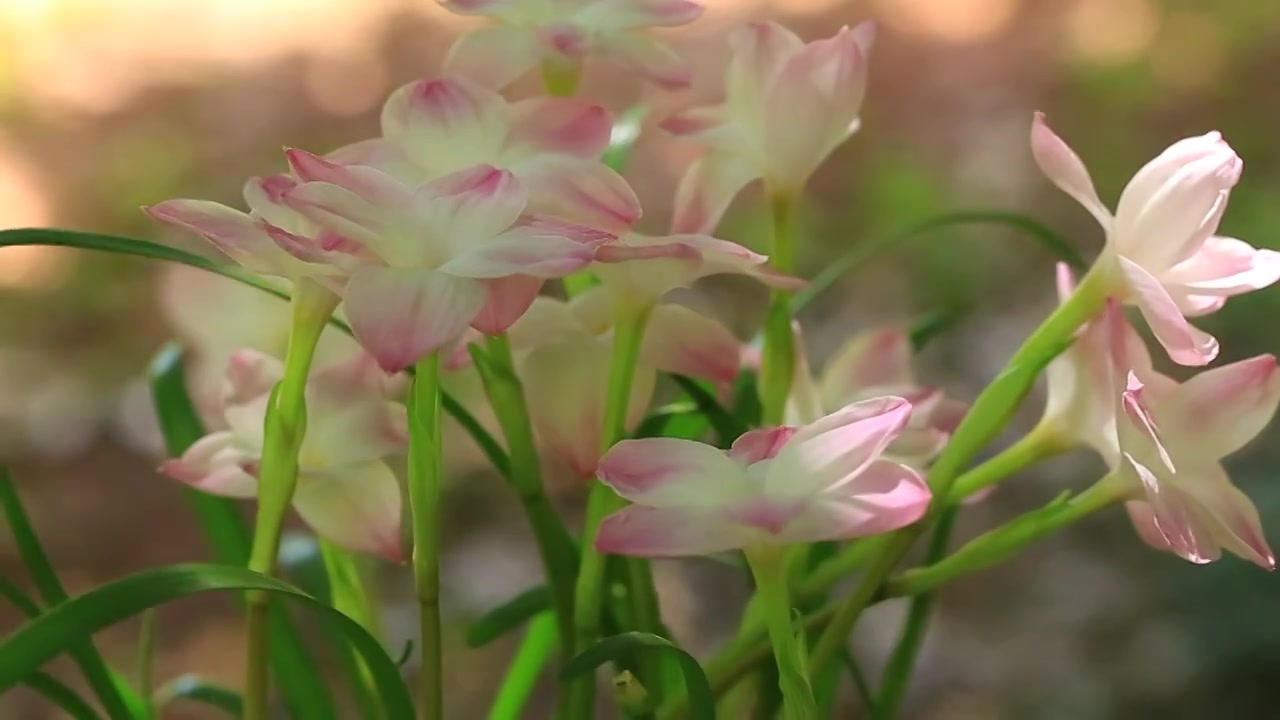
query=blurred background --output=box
[2,0,1279,717]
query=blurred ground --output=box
[2,0,1279,717]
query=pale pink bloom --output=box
[160,350,407,560]
[503,287,741,475]
[662,21,873,233]
[332,77,641,235]
[592,232,803,306]
[281,157,615,371]
[1031,114,1280,366]
[440,0,703,90]
[594,397,929,556]
[788,327,964,469]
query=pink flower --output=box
[788,327,965,469]
[159,350,408,561]
[594,397,930,556]
[503,287,741,475]
[440,0,703,90]
[333,77,641,235]
[1031,114,1280,366]
[662,21,873,233]
[281,158,615,371]
[592,232,803,306]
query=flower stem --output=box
[567,305,652,720]
[744,546,819,720]
[948,422,1070,502]
[319,538,381,718]
[243,278,338,720]
[489,613,559,720]
[760,192,798,425]
[478,333,579,650]
[807,262,1112,673]
[409,352,445,720]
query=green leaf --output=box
[0,578,40,617]
[730,370,763,430]
[467,585,552,648]
[0,470,134,720]
[560,632,716,720]
[155,674,243,717]
[0,227,510,481]
[670,376,745,448]
[487,613,558,720]
[0,564,416,720]
[791,210,1088,312]
[603,105,648,172]
[23,671,104,720]
[908,309,963,352]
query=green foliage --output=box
[560,632,717,720]
[155,675,244,717]
[467,586,554,648]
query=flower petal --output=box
[641,304,742,385]
[506,296,589,350]
[439,223,597,279]
[727,426,798,464]
[221,349,284,409]
[471,275,544,335]
[597,437,744,507]
[726,22,803,136]
[596,506,756,557]
[381,77,508,176]
[145,200,300,276]
[1165,236,1280,298]
[506,98,612,158]
[818,330,914,407]
[1119,454,1218,565]
[1119,255,1219,366]
[671,151,758,235]
[1029,113,1112,230]
[775,460,929,543]
[284,148,407,206]
[293,463,404,561]
[414,165,529,256]
[158,432,259,498]
[516,155,642,234]
[444,25,544,90]
[573,0,704,30]
[767,396,912,498]
[1179,472,1276,570]
[344,266,487,372]
[1162,354,1280,459]
[597,31,692,89]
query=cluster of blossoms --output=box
[134,1,1280,717]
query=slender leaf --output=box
[908,309,963,352]
[560,632,716,720]
[0,470,133,720]
[670,376,744,447]
[0,578,40,616]
[0,564,415,719]
[487,613,558,720]
[467,585,552,648]
[22,671,104,720]
[730,370,763,430]
[0,227,509,480]
[155,674,243,717]
[792,211,1088,312]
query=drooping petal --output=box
[596,505,757,557]
[293,463,404,561]
[1178,471,1276,570]
[344,266,487,372]
[145,200,303,276]
[670,151,758,235]
[774,460,929,543]
[1164,236,1280,299]
[767,396,912,497]
[818,330,914,407]
[221,349,284,409]
[1029,113,1113,230]
[572,0,704,31]
[380,78,508,176]
[1118,454,1218,565]
[284,149,408,207]
[1162,354,1280,459]
[597,437,745,507]
[158,432,259,498]
[641,304,742,385]
[444,25,545,90]
[506,97,612,158]
[471,275,544,335]
[1118,255,1219,366]
[516,155,642,234]
[597,31,692,90]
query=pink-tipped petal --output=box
[884,426,949,469]
[1165,236,1280,298]
[1166,355,1280,459]
[444,25,544,90]
[381,78,508,175]
[284,148,406,206]
[1120,453,1219,565]
[1180,472,1276,570]
[146,200,296,275]
[598,437,745,507]
[768,396,913,497]
[596,506,756,557]
[818,330,914,407]
[726,22,804,125]
[670,152,758,235]
[440,224,597,279]
[293,463,404,562]
[471,275,544,335]
[727,426,798,464]
[1119,255,1219,366]
[776,460,929,543]
[599,32,692,90]
[506,98,612,158]
[660,105,730,140]
[522,337,609,477]
[642,304,742,386]
[1030,113,1112,230]
[344,266,487,373]
[517,156,642,234]
[159,432,259,498]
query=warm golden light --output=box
[1068,0,1159,64]
[873,0,1017,44]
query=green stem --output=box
[242,279,339,720]
[489,613,558,720]
[319,539,381,719]
[759,193,798,425]
[567,305,652,720]
[541,58,583,97]
[409,352,445,720]
[807,261,1112,673]
[478,334,579,650]
[744,546,818,720]
[948,422,1069,502]
[137,610,157,719]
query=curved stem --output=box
[409,352,445,720]
[759,193,798,425]
[243,279,338,720]
[948,422,1069,502]
[745,546,819,720]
